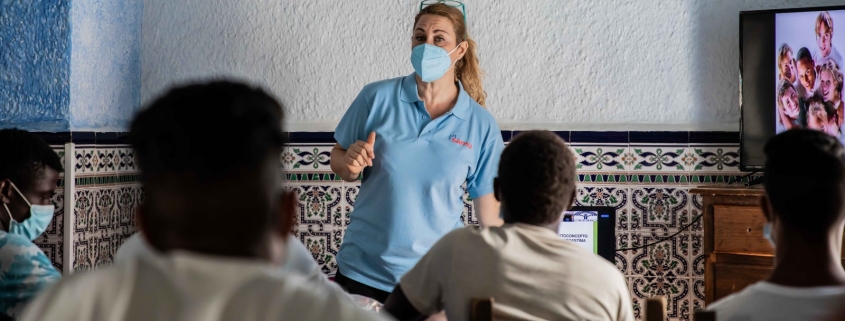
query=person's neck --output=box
[768,229,845,287]
[416,74,458,116]
[154,234,274,262]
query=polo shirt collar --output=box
[400,73,470,120]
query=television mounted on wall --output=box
[740,5,845,171]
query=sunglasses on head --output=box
[419,0,466,25]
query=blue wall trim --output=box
[34,131,740,146]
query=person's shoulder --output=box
[233,272,390,320]
[360,75,406,96]
[18,264,129,321]
[465,100,498,125]
[706,282,765,315]
[0,231,48,260]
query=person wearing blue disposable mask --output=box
[330,2,505,302]
[0,129,62,318]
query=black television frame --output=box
[561,206,616,263]
[739,5,845,171]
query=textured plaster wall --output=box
[70,0,142,131]
[143,0,845,131]
[0,0,71,131]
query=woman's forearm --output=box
[330,146,361,182]
[473,194,503,227]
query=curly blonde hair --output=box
[819,60,844,95]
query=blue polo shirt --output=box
[334,73,504,291]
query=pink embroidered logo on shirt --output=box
[449,135,472,149]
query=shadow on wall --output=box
[687,0,843,127]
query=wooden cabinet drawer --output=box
[712,263,773,302]
[713,205,773,254]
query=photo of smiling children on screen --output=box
[776,10,845,142]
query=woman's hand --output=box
[331,132,376,182]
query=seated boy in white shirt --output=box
[707,129,845,321]
[19,81,389,321]
[384,131,633,321]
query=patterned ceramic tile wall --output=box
[35,131,745,320]
[285,131,746,321]
[72,145,140,271]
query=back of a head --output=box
[130,81,286,253]
[0,129,63,189]
[764,129,845,233]
[498,131,576,225]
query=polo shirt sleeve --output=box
[398,229,462,316]
[466,130,504,199]
[334,87,373,150]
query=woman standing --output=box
[330,2,504,302]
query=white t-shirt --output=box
[707,281,845,321]
[114,233,347,299]
[19,251,392,321]
[400,223,633,321]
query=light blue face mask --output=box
[410,43,462,82]
[2,182,54,241]
[762,222,775,248]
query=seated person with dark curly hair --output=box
[0,129,62,319]
[384,131,633,321]
[19,81,389,321]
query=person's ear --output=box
[457,40,468,60]
[493,178,501,202]
[0,180,12,205]
[760,195,775,223]
[567,189,577,210]
[278,191,297,239]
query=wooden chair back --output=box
[644,296,667,321]
[694,310,716,321]
[469,298,493,321]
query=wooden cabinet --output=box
[692,186,845,306]
[690,186,770,305]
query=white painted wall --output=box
[142,0,844,131]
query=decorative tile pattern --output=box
[73,185,140,271]
[572,145,629,171]
[631,146,690,172]
[292,184,343,233]
[295,228,343,276]
[74,147,137,174]
[690,146,740,172]
[576,185,629,231]
[54,135,745,321]
[630,187,689,233]
[283,145,334,171]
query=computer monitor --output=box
[559,206,616,263]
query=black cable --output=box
[615,214,703,252]
[727,171,757,185]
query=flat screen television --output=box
[740,5,845,170]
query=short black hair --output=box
[498,131,576,225]
[0,129,64,189]
[130,81,286,184]
[764,129,845,232]
[797,47,814,63]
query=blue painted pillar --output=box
[0,1,72,131]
